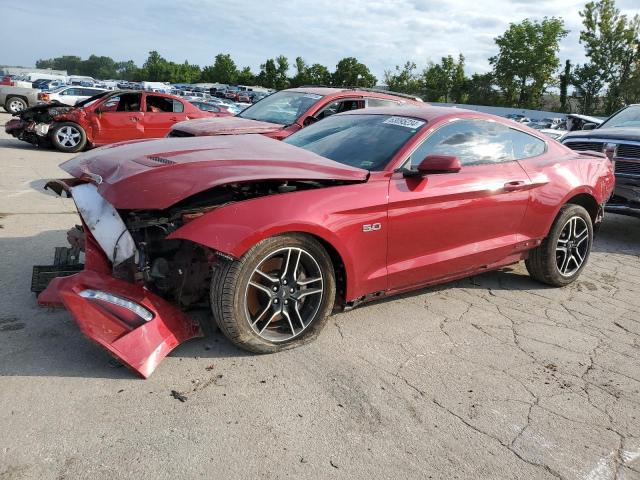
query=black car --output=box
[562,105,640,218]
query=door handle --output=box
[129,116,139,122]
[503,181,528,192]
[170,117,178,121]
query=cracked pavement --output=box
[0,112,639,480]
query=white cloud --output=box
[2,0,639,80]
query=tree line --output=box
[35,0,639,116]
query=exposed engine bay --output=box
[67,180,340,309]
[6,101,75,147]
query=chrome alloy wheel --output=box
[56,126,81,148]
[244,247,324,342]
[9,99,25,112]
[555,216,589,277]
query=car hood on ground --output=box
[563,127,640,143]
[171,116,285,136]
[60,134,368,210]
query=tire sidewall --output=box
[50,122,87,153]
[6,97,27,114]
[544,205,593,285]
[217,235,336,352]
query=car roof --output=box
[337,105,482,122]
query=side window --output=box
[316,99,364,120]
[145,95,176,113]
[366,98,399,108]
[172,99,184,113]
[61,88,78,96]
[101,93,142,112]
[408,119,546,168]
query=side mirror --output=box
[582,122,597,130]
[303,115,318,127]
[405,155,461,177]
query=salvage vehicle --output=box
[33,106,614,377]
[5,90,214,153]
[168,87,424,139]
[562,104,640,217]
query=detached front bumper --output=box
[39,269,202,378]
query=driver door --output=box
[89,93,144,144]
[387,119,534,291]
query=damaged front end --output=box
[35,177,342,377]
[5,102,75,147]
[35,180,211,378]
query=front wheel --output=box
[526,204,593,286]
[210,234,336,353]
[50,122,87,153]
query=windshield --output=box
[239,91,323,125]
[600,105,640,129]
[284,114,426,170]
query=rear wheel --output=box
[526,204,593,286]
[50,122,87,153]
[210,234,336,353]
[5,96,27,114]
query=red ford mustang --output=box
[36,106,614,377]
[5,90,213,153]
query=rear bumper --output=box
[38,270,202,378]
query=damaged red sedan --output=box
[35,106,614,377]
[6,90,213,153]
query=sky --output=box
[2,0,639,80]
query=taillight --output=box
[38,93,50,102]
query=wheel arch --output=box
[564,192,600,225]
[170,221,354,305]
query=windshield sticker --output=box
[383,117,425,129]
[303,94,323,100]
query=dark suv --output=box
[562,104,640,218]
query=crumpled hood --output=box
[172,116,284,136]
[563,127,640,143]
[60,134,368,210]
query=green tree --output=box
[141,51,172,82]
[274,55,290,90]
[258,58,278,89]
[489,17,568,108]
[572,63,605,114]
[237,66,255,85]
[290,57,311,87]
[464,73,499,106]
[384,61,421,94]
[202,53,238,84]
[115,60,140,81]
[307,64,331,85]
[80,55,117,79]
[332,57,377,87]
[422,54,466,103]
[36,55,83,75]
[579,0,640,114]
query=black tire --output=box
[50,122,87,153]
[210,234,336,353]
[526,204,593,287]
[5,96,27,114]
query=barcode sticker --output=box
[383,116,425,129]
